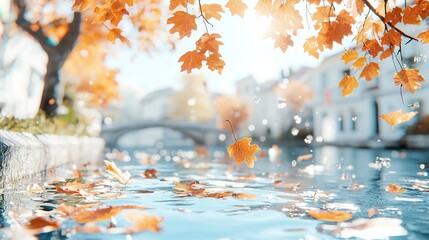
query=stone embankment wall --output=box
[0,130,105,185]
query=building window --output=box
[338,114,344,132]
[351,112,357,131]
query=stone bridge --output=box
[100,120,225,147]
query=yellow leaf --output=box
[341,49,359,64]
[417,30,429,43]
[380,109,418,129]
[308,210,353,222]
[225,0,248,17]
[201,4,224,21]
[167,11,197,39]
[178,50,206,73]
[227,137,261,168]
[394,68,425,93]
[338,74,359,96]
[359,62,380,81]
[104,160,131,185]
[351,56,367,70]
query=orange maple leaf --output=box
[385,7,403,25]
[303,36,319,59]
[394,68,425,93]
[207,52,225,74]
[227,137,261,168]
[386,184,406,194]
[274,34,293,52]
[124,211,163,233]
[403,5,422,24]
[73,205,147,223]
[167,11,197,39]
[169,0,192,11]
[202,4,224,21]
[254,0,272,16]
[107,28,130,46]
[359,62,380,81]
[380,109,418,129]
[104,160,131,185]
[417,30,429,43]
[381,29,402,46]
[308,210,353,222]
[351,56,367,70]
[362,39,383,58]
[178,50,206,73]
[93,3,129,26]
[196,33,223,54]
[72,0,90,12]
[341,49,359,64]
[225,0,248,17]
[380,48,393,60]
[338,74,359,96]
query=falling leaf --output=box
[274,34,294,52]
[142,169,158,178]
[107,28,130,46]
[308,210,353,222]
[167,11,197,39]
[201,4,224,21]
[338,74,359,96]
[225,0,248,17]
[73,205,147,223]
[227,137,261,168]
[178,50,206,73]
[359,62,380,81]
[206,52,225,74]
[124,212,163,233]
[341,49,359,64]
[297,154,313,161]
[380,109,418,129]
[104,160,131,185]
[394,68,425,93]
[387,184,406,194]
[417,30,429,43]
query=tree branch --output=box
[14,0,54,53]
[58,11,82,52]
[360,0,418,41]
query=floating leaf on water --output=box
[308,210,353,222]
[297,154,313,162]
[124,211,163,233]
[73,205,147,223]
[104,160,131,185]
[368,208,378,217]
[141,169,158,179]
[386,184,406,194]
[25,216,60,234]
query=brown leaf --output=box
[386,184,406,194]
[73,205,147,223]
[394,68,425,93]
[201,4,224,21]
[308,210,353,222]
[225,0,248,17]
[380,109,418,129]
[104,160,131,185]
[124,212,163,233]
[167,11,197,39]
[227,137,261,168]
[26,216,60,231]
[142,169,158,178]
[341,49,359,64]
[338,74,359,96]
[178,50,206,73]
[359,62,380,81]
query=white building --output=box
[299,32,429,146]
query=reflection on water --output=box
[0,145,429,239]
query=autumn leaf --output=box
[73,205,147,223]
[196,33,223,54]
[368,208,378,217]
[175,181,206,197]
[338,74,359,96]
[104,160,131,185]
[26,216,60,233]
[72,0,90,12]
[207,52,225,74]
[169,0,188,11]
[385,7,403,25]
[341,49,359,64]
[227,137,261,168]
[380,109,418,129]
[381,29,402,46]
[403,5,422,24]
[359,62,380,81]
[386,184,406,194]
[225,0,248,17]
[308,210,353,222]
[362,39,383,58]
[254,0,272,16]
[231,192,257,200]
[274,34,293,52]
[394,69,425,93]
[351,56,366,70]
[167,11,197,39]
[178,50,206,73]
[417,30,429,43]
[107,28,130,46]
[303,36,319,59]
[93,3,129,26]
[297,154,313,161]
[124,212,163,233]
[201,4,224,21]
[55,182,95,195]
[142,169,158,178]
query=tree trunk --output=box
[40,55,66,117]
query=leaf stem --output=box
[226,120,238,142]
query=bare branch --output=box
[57,11,82,52]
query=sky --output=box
[106,5,323,95]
